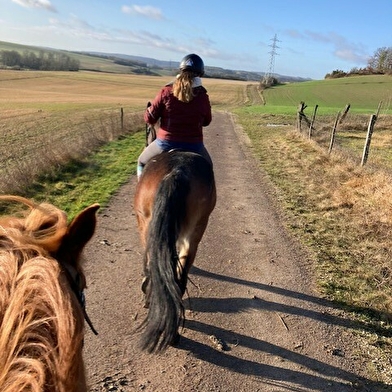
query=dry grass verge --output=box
[236,111,392,383]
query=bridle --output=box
[60,262,98,336]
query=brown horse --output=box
[134,150,216,353]
[0,195,99,392]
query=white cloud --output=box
[285,29,369,64]
[44,15,113,41]
[121,5,163,20]
[12,0,56,12]
[312,32,368,63]
[7,11,226,65]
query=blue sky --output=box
[0,0,391,79]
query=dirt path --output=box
[82,112,384,392]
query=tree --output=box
[0,49,80,71]
[325,69,347,79]
[1,50,21,67]
[368,47,392,73]
[22,50,39,69]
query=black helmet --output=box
[179,53,205,76]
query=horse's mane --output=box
[0,195,85,392]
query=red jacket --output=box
[144,84,212,144]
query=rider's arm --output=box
[144,88,166,125]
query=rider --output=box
[137,53,213,179]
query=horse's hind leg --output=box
[177,217,210,294]
[134,191,153,305]
[177,243,197,295]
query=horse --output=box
[0,195,99,392]
[133,150,216,353]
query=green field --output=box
[262,75,392,115]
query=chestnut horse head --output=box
[0,195,99,392]
[134,150,216,353]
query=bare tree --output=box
[368,47,392,73]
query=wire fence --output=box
[1,108,144,194]
[296,101,392,170]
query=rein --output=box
[61,263,98,336]
[145,101,156,147]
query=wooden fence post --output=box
[120,107,124,130]
[308,104,318,139]
[297,102,304,132]
[297,101,310,132]
[328,111,341,154]
[361,114,377,166]
[375,101,382,118]
[339,104,350,124]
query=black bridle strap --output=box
[61,265,98,336]
[79,292,99,336]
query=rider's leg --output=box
[137,140,164,179]
[198,145,213,167]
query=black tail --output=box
[139,167,190,353]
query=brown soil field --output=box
[0,70,256,193]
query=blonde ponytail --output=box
[173,72,195,103]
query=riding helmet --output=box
[179,53,205,76]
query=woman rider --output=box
[137,53,213,179]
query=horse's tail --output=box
[140,167,189,353]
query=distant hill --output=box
[84,51,312,83]
[0,40,311,82]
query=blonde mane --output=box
[0,195,97,392]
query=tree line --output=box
[0,50,80,71]
[325,46,392,79]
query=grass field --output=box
[1,69,392,383]
[263,75,392,114]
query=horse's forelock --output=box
[0,196,69,254]
[25,203,68,254]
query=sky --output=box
[0,0,391,80]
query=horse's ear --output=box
[60,204,100,261]
[67,203,100,247]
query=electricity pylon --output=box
[262,34,280,85]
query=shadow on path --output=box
[180,319,388,392]
[179,266,391,391]
[190,266,392,338]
